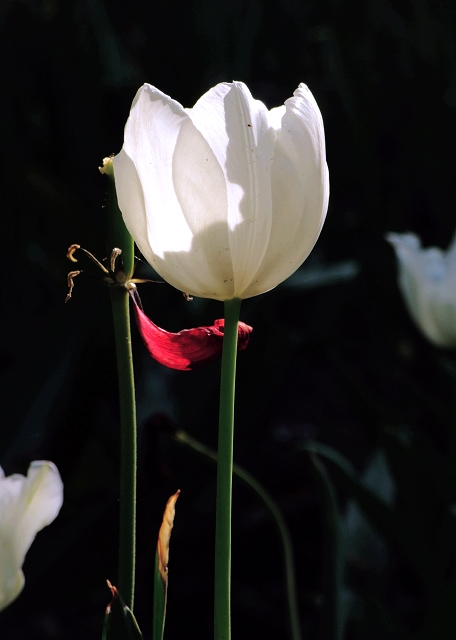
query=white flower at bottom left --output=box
[0,460,63,612]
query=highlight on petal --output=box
[113,84,235,300]
[0,461,63,612]
[132,297,252,370]
[189,82,276,297]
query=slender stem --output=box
[232,470,301,640]
[111,286,137,610]
[175,430,302,640]
[214,297,242,640]
[101,157,137,609]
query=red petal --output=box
[132,298,253,371]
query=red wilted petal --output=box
[132,298,252,371]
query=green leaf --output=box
[344,449,394,573]
[102,611,108,640]
[307,452,346,640]
[103,582,143,640]
[301,441,438,588]
[153,551,167,640]
[173,429,302,640]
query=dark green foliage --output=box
[307,452,346,640]
[103,585,143,640]
[303,440,456,640]
[152,552,166,640]
[2,0,456,638]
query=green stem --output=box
[308,453,345,640]
[102,157,135,281]
[111,286,137,610]
[232,470,301,640]
[102,157,137,609]
[175,430,302,640]
[214,297,242,640]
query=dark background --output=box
[1,0,456,638]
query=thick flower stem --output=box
[175,429,302,640]
[215,297,242,640]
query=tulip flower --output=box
[387,232,456,347]
[112,81,329,301]
[0,461,63,612]
[112,80,328,640]
[132,296,252,370]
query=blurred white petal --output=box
[0,461,63,612]
[387,232,456,347]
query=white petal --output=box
[114,82,329,300]
[0,461,63,612]
[189,82,277,297]
[430,299,456,346]
[171,117,234,298]
[445,232,456,280]
[268,105,286,131]
[387,233,437,342]
[387,233,456,347]
[114,84,235,299]
[242,84,329,297]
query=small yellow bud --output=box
[98,156,114,175]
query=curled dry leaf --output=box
[157,490,180,585]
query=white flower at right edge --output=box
[0,460,63,612]
[387,232,456,347]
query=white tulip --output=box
[387,232,456,347]
[0,461,63,612]
[113,81,329,301]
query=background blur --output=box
[1,0,456,638]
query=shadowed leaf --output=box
[301,441,438,589]
[103,581,143,640]
[307,452,346,640]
